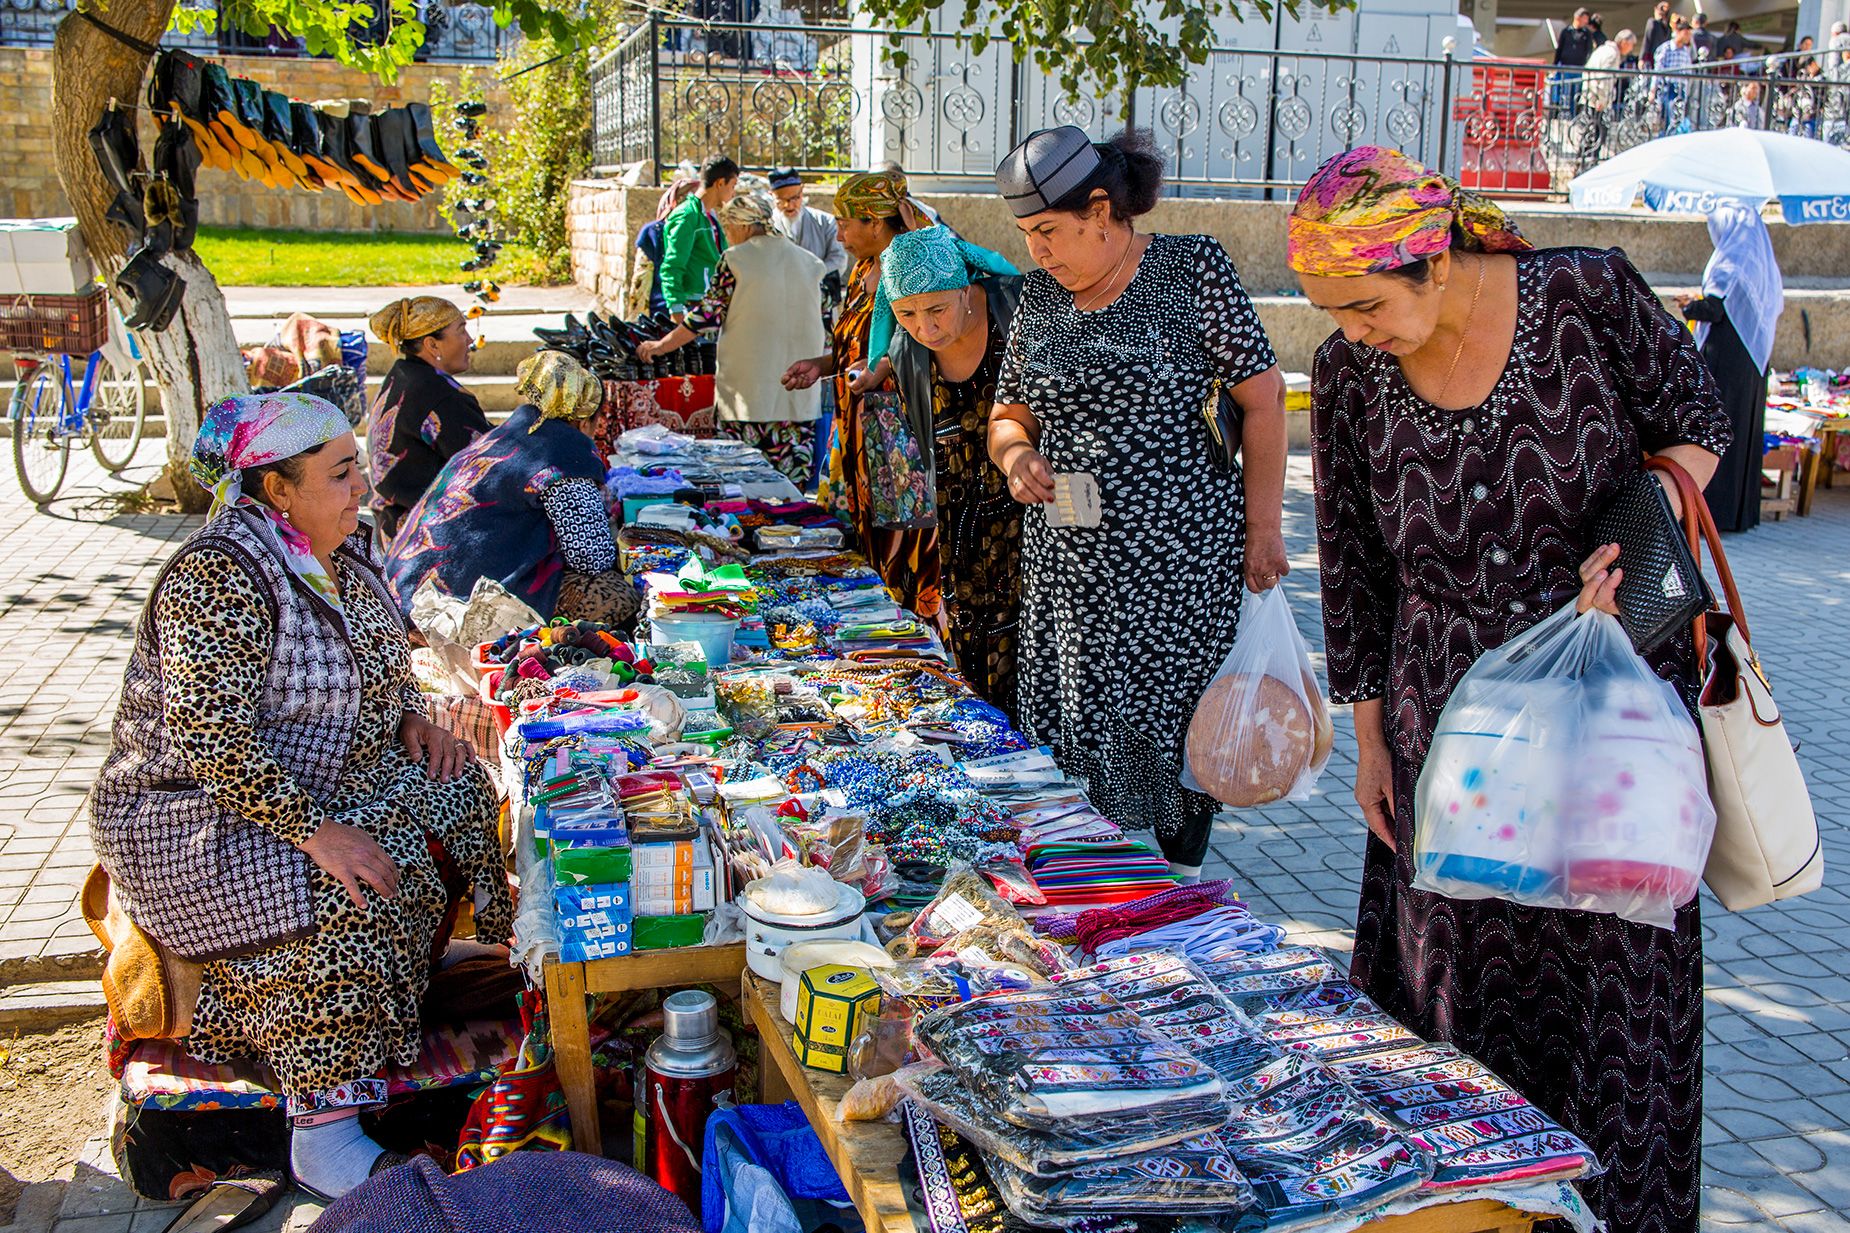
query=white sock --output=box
[290,1111,387,1198]
[1168,861,1203,885]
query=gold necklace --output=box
[1432,257,1485,408]
[1076,232,1136,313]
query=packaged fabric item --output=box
[1413,605,1716,930]
[1217,1053,1432,1232]
[794,965,882,1073]
[982,1128,1257,1228]
[1182,584,1333,807]
[550,840,633,886]
[1091,903,1285,965]
[1325,1043,1602,1190]
[1051,952,1280,1084]
[1252,980,1422,1062]
[910,983,1228,1135]
[1024,841,1176,905]
[1197,946,1342,1015]
[632,913,707,951]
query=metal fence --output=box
[0,0,515,62]
[591,19,1850,200]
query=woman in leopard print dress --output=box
[91,394,512,1200]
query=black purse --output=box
[1590,465,1713,654]
[1201,376,1243,474]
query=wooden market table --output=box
[738,971,1545,1233]
[545,943,748,1154]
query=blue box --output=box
[554,882,633,926]
[560,932,632,962]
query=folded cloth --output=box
[700,1102,850,1233]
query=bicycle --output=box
[6,302,150,505]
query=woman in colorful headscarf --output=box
[781,167,938,609]
[1293,145,1729,1233]
[637,191,827,486]
[384,351,636,630]
[873,225,1024,710]
[365,296,490,543]
[90,393,511,1201]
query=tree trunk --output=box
[50,0,248,512]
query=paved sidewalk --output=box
[1,448,1847,1230]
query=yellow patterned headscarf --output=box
[517,351,603,430]
[833,169,928,228]
[369,296,463,347]
[1287,146,1531,277]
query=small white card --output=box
[1046,471,1102,528]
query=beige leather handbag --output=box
[1650,458,1823,910]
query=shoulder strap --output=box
[1644,455,1749,663]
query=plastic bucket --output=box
[650,613,739,668]
[478,668,513,738]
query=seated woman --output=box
[877,225,1025,712]
[638,192,827,487]
[89,393,512,1201]
[365,296,490,543]
[384,351,637,630]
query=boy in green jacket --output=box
[661,154,740,319]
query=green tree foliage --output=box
[853,0,1352,103]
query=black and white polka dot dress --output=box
[994,233,1277,841]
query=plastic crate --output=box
[0,288,108,355]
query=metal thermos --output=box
[636,990,737,1208]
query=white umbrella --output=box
[1567,129,1850,223]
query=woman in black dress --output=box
[1681,201,1784,533]
[988,127,1289,880]
[366,297,490,543]
[1291,147,1729,1233]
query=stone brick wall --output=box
[1,47,506,233]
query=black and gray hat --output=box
[994,125,1102,217]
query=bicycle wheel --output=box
[89,355,148,472]
[11,364,70,505]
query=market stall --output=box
[1767,368,1850,517]
[469,425,1606,1233]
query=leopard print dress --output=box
[158,547,513,1107]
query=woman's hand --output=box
[300,821,399,911]
[637,339,665,362]
[782,358,825,390]
[1005,448,1056,505]
[1352,700,1396,851]
[1576,543,1624,617]
[399,712,473,783]
[847,358,891,395]
[1245,526,1290,592]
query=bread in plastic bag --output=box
[1412,605,1716,930]
[1182,585,1332,807]
[838,1073,903,1122]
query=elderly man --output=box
[767,167,848,278]
[1585,27,1636,112]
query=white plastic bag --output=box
[1413,604,1716,930]
[1182,585,1333,807]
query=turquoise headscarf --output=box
[870,228,1016,363]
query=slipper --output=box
[161,1172,284,1233]
[290,1150,411,1205]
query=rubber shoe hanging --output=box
[87,103,146,241]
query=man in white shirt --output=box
[1584,28,1634,113]
[768,168,848,278]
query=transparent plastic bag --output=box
[1182,585,1333,807]
[1413,605,1716,930]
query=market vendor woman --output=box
[90,393,512,1200]
[987,127,1290,881]
[365,296,489,543]
[1293,146,1726,1233]
[384,351,637,629]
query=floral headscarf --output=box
[1287,146,1531,277]
[870,226,1017,362]
[191,392,354,616]
[518,351,604,430]
[833,169,928,228]
[369,296,463,348]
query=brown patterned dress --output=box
[1312,248,1731,1233]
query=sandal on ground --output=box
[161,1171,285,1233]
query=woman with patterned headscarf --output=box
[637,191,827,486]
[365,296,489,543]
[384,351,636,629]
[1294,145,1728,1233]
[90,393,511,1201]
[781,167,938,608]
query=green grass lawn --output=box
[193,227,551,287]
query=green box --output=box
[632,913,707,951]
[549,840,633,886]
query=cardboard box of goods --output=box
[794,965,879,1073]
[554,882,632,930]
[0,220,96,294]
[560,932,632,962]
